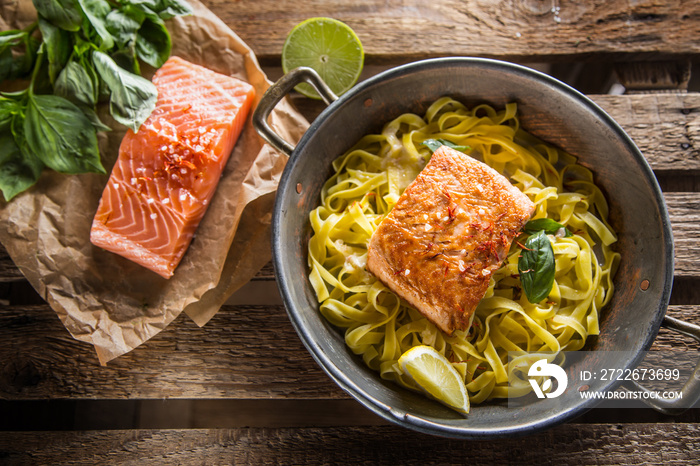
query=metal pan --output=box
[253,58,700,438]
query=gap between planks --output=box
[1,304,698,401]
[1,424,700,464]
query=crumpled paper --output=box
[0,0,308,364]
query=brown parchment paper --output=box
[0,0,309,364]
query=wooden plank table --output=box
[2,1,700,463]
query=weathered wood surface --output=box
[202,0,700,62]
[1,301,697,401]
[1,424,700,465]
[1,0,699,460]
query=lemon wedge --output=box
[398,345,470,415]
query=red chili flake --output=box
[393,268,405,276]
[477,365,487,371]
[477,241,494,258]
[520,268,534,273]
[443,189,452,201]
[443,262,450,276]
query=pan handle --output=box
[623,315,700,414]
[253,67,339,157]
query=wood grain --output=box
[1,302,698,401]
[592,93,700,173]
[1,424,699,465]
[666,193,700,278]
[201,0,700,62]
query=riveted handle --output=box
[253,67,338,157]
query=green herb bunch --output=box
[0,0,193,201]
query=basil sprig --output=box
[518,230,556,303]
[422,138,470,154]
[0,0,193,201]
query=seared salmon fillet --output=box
[90,56,256,278]
[367,145,535,334]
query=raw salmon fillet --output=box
[367,145,535,334]
[90,56,256,278]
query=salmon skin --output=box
[90,56,256,279]
[367,145,535,334]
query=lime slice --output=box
[399,345,470,415]
[282,17,364,99]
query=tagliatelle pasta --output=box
[307,97,620,404]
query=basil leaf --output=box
[523,218,573,237]
[55,60,96,107]
[0,34,40,81]
[0,30,27,47]
[32,0,83,31]
[105,9,142,49]
[518,230,555,303]
[0,49,14,82]
[92,50,156,132]
[110,46,140,74]
[154,0,192,20]
[136,15,171,68]
[0,133,44,201]
[422,138,470,154]
[77,0,115,49]
[0,32,24,81]
[38,18,72,84]
[79,105,112,132]
[24,93,105,174]
[122,0,160,11]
